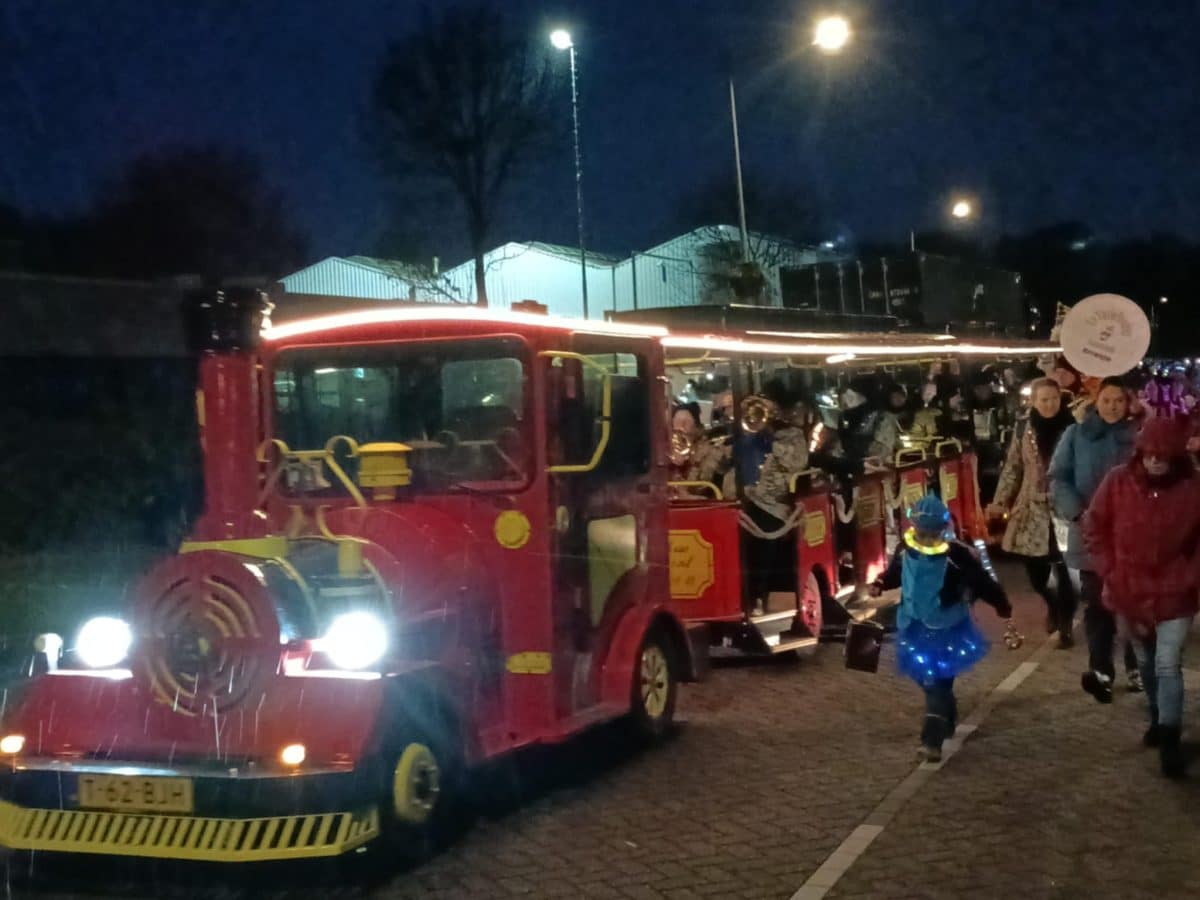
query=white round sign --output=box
[1059,294,1150,376]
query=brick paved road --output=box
[12,563,1200,899]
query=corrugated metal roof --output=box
[278,256,464,302]
[523,242,620,266]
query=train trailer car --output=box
[0,293,707,866]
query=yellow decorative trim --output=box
[506,651,552,674]
[803,510,828,548]
[494,510,532,550]
[669,529,715,599]
[900,480,926,510]
[0,799,379,863]
[940,470,959,502]
[179,537,289,559]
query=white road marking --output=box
[789,634,1057,900]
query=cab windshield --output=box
[272,336,530,491]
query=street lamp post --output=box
[551,29,589,319]
[912,198,976,251]
[1152,295,1168,355]
[729,15,850,266]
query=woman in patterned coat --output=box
[988,377,1077,647]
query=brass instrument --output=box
[740,394,777,433]
[670,428,692,465]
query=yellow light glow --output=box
[826,353,857,364]
[813,15,851,52]
[0,735,24,755]
[951,200,973,219]
[263,307,668,343]
[280,743,306,767]
[549,29,573,50]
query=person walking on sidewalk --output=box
[870,495,1012,763]
[1085,417,1200,778]
[988,377,1078,648]
[1048,377,1141,702]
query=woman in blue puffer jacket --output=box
[1048,377,1139,702]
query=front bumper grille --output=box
[0,800,380,862]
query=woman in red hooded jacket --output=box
[1085,417,1200,778]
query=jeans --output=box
[1078,570,1137,679]
[921,678,957,749]
[1125,616,1194,728]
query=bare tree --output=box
[370,5,555,307]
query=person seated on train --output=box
[886,381,916,432]
[669,402,731,497]
[909,380,944,443]
[831,375,901,472]
[711,389,734,428]
[968,370,1008,504]
[731,395,776,495]
[741,396,810,614]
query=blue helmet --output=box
[910,494,950,533]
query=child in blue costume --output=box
[870,494,1012,761]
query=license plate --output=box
[78,775,194,813]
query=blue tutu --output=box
[896,615,989,685]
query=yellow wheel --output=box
[640,644,670,720]
[628,628,677,743]
[392,742,441,825]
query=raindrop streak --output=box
[212,699,220,758]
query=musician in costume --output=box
[669,402,730,497]
[740,396,808,613]
[870,495,1012,762]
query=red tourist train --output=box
[655,328,1038,656]
[0,292,1055,866]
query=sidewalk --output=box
[826,622,1200,899]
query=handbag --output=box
[844,620,886,673]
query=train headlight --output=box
[323,612,388,670]
[75,617,133,669]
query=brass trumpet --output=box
[670,428,693,463]
[741,395,778,433]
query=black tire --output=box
[373,712,463,868]
[627,627,678,744]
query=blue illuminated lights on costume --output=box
[895,528,989,686]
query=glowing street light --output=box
[731,14,852,264]
[813,15,852,52]
[550,28,589,318]
[951,199,973,220]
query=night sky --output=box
[3,0,1198,266]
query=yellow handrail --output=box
[669,481,724,500]
[895,447,927,466]
[787,468,824,494]
[323,435,367,507]
[256,435,368,508]
[541,351,613,474]
[935,438,963,457]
